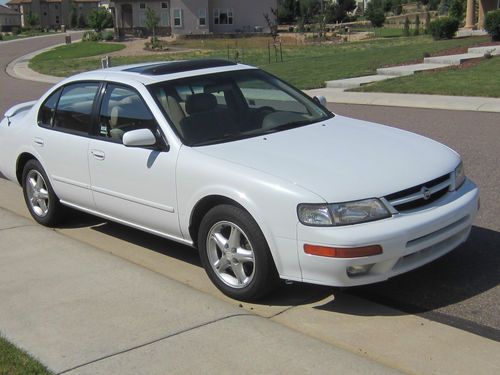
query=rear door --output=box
[34,82,99,209]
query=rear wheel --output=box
[22,160,65,226]
[198,204,278,301]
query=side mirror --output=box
[123,128,157,148]
[313,95,327,107]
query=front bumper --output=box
[296,179,479,287]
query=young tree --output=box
[425,11,431,33]
[403,16,411,36]
[414,14,420,35]
[87,7,113,32]
[78,12,87,28]
[264,7,279,43]
[145,6,160,38]
[26,11,39,28]
[69,2,78,29]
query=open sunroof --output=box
[124,59,238,75]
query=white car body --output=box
[0,61,479,290]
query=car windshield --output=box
[149,69,333,146]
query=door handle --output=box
[33,137,44,147]
[91,150,105,161]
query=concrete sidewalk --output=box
[0,207,401,374]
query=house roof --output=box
[0,4,22,14]
[5,0,32,5]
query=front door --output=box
[121,4,133,28]
[88,83,181,239]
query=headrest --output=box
[185,93,217,115]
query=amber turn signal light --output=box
[304,244,382,258]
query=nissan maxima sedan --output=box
[0,59,479,300]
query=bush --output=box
[414,14,420,36]
[11,26,21,35]
[82,30,102,41]
[366,6,386,28]
[428,17,459,39]
[485,10,500,41]
[101,30,114,41]
[0,33,3,41]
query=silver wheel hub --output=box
[26,170,50,217]
[206,221,255,289]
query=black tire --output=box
[198,204,279,301]
[22,159,65,227]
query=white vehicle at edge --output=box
[0,59,479,301]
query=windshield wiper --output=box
[260,120,314,135]
[191,133,243,147]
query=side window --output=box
[38,88,62,127]
[99,84,159,143]
[53,83,99,134]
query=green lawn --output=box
[29,41,126,77]
[29,36,489,90]
[0,335,52,375]
[351,57,500,97]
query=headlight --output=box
[454,161,466,190]
[297,204,333,226]
[298,199,391,226]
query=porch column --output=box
[465,0,475,29]
[478,0,485,29]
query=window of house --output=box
[98,84,159,143]
[214,8,233,25]
[52,83,100,134]
[55,16,59,24]
[198,8,206,26]
[161,2,168,8]
[139,3,146,9]
[173,8,182,27]
[55,4,58,10]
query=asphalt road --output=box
[1,36,498,341]
[329,104,500,341]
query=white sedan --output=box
[0,60,479,300]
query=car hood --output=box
[195,115,459,202]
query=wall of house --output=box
[169,0,208,34]
[0,13,22,30]
[209,0,277,33]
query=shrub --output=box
[428,17,459,39]
[366,5,385,28]
[82,30,102,41]
[11,26,21,35]
[101,30,114,41]
[0,33,3,41]
[485,10,500,41]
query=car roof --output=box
[64,59,257,87]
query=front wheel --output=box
[198,204,278,301]
[22,159,65,226]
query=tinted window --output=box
[53,83,99,134]
[38,88,62,127]
[98,84,158,143]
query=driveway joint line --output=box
[56,312,254,374]
[0,224,38,231]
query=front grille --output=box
[385,174,451,213]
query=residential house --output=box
[0,4,22,31]
[6,0,99,28]
[112,0,277,37]
[465,0,500,29]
